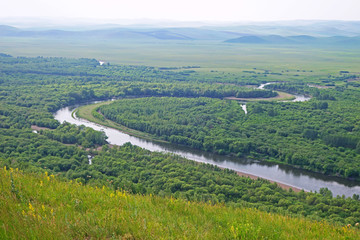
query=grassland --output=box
[1,168,359,239]
[1,37,360,75]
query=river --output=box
[54,101,360,198]
[240,83,312,115]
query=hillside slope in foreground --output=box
[1,168,359,239]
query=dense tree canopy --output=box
[99,96,360,180]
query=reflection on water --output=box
[54,102,360,198]
[286,94,312,102]
[258,82,312,102]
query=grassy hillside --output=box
[1,168,359,239]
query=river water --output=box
[240,83,311,115]
[54,102,360,198]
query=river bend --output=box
[54,101,360,198]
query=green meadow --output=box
[1,168,359,239]
[1,37,360,74]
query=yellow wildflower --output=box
[42,205,45,211]
[29,203,35,212]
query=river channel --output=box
[54,97,360,198]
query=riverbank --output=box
[54,101,360,197]
[224,91,295,101]
[236,173,303,192]
[76,100,306,193]
[75,101,168,144]
[218,167,303,192]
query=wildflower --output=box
[355,223,359,227]
[40,181,43,187]
[117,191,127,198]
[50,174,55,179]
[45,171,48,176]
[22,210,26,216]
[230,225,238,238]
[42,205,45,211]
[29,203,35,212]
[10,167,14,172]
[347,224,351,228]
[3,166,6,171]
[15,168,18,172]
[110,193,115,198]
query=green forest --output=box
[98,94,360,180]
[1,54,360,231]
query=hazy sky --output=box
[0,0,359,22]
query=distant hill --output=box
[224,34,360,46]
[211,20,360,37]
[0,25,242,41]
[1,22,360,44]
[225,35,268,44]
[288,35,317,42]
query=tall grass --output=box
[0,167,358,239]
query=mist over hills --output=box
[1,20,360,45]
[0,25,242,40]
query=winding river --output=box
[54,94,360,198]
